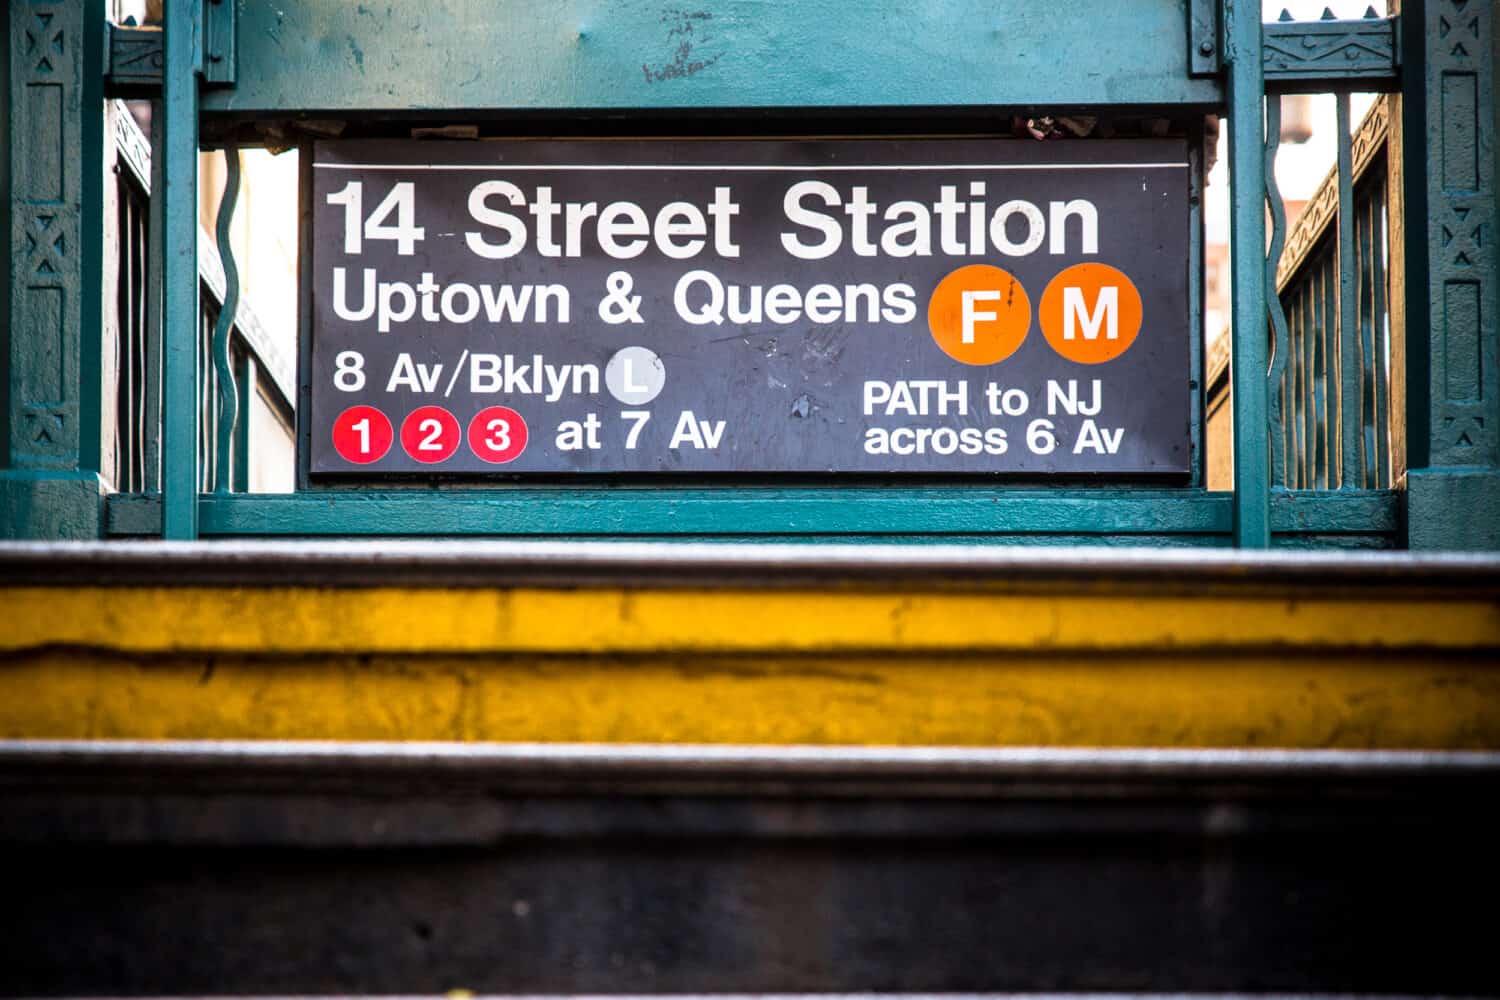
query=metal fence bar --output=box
[1356,176,1378,488]
[1361,172,1391,488]
[1323,258,1335,489]
[1318,248,1335,488]
[1299,268,1315,487]
[1298,271,1310,488]
[1314,264,1327,489]
[1226,0,1271,547]
[1289,267,1305,488]
[1335,93,1361,488]
[1310,260,1324,488]
[198,298,210,491]
[143,101,165,494]
[1303,256,1315,486]
[1326,251,1339,487]
[1265,96,1291,489]
[114,169,148,493]
[161,0,200,539]
[235,350,254,494]
[1307,260,1316,487]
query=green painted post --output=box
[1224,0,1271,548]
[211,145,240,495]
[1,0,107,539]
[161,0,199,539]
[1400,0,1500,548]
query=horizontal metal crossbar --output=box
[6,740,1498,783]
[98,490,1402,543]
[110,1,1225,111]
[1262,13,1400,93]
[4,533,1489,590]
[109,12,1401,101]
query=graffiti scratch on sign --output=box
[643,9,722,83]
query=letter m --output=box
[1062,286,1118,340]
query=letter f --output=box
[961,289,1002,344]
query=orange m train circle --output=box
[1039,262,1143,364]
[927,262,1142,365]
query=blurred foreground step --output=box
[3,543,1498,990]
[0,742,1497,994]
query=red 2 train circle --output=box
[400,406,462,464]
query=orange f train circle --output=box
[928,263,1142,366]
[927,264,1032,366]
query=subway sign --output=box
[306,138,1190,475]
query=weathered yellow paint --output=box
[1,582,1497,747]
[2,649,1498,748]
[4,586,1499,653]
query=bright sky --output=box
[1270,0,1386,17]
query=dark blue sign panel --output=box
[307,138,1190,475]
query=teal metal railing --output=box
[111,104,292,496]
[113,144,154,495]
[89,1,1433,547]
[1272,95,1394,491]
